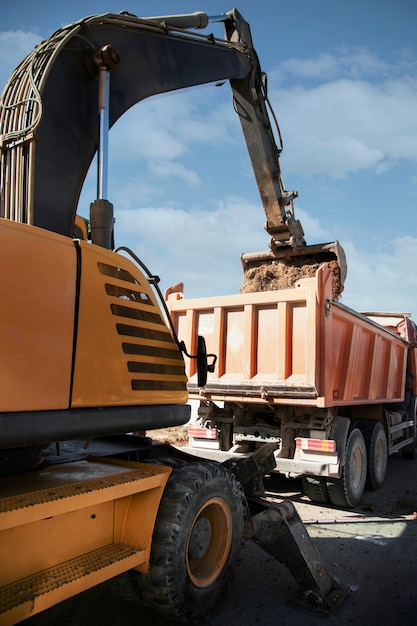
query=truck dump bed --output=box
[166,265,409,408]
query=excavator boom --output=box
[0,9,346,292]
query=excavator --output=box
[0,9,348,624]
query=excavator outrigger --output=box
[0,9,348,624]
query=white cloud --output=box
[272,74,417,178]
[149,161,201,188]
[295,206,336,242]
[111,111,186,161]
[0,30,41,88]
[115,196,269,297]
[280,47,391,81]
[342,236,417,317]
[113,195,417,321]
[111,85,237,165]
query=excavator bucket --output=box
[241,240,347,300]
[226,443,349,614]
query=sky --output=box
[1,0,417,317]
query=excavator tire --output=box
[326,428,367,508]
[302,475,330,504]
[359,421,388,490]
[127,461,245,623]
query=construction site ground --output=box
[21,448,417,626]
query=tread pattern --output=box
[360,421,387,490]
[302,475,330,504]
[327,428,367,508]
[121,461,245,622]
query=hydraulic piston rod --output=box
[90,45,120,250]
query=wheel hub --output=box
[188,517,212,560]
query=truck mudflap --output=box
[225,443,349,614]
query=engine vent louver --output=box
[98,262,140,283]
[98,262,187,394]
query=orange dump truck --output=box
[167,264,417,508]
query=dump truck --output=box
[0,8,350,625]
[168,264,417,509]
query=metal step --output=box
[0,543,145,625]
[0,457,170,531]
[0,457,171,624]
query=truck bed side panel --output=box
[324,301,408,405]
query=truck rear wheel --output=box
[360,421,388,489]
[130,461,245,622]
[301,475,330,504]
[327,428,367,508]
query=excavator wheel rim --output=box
[186,496,233,588]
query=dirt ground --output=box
[20,451,417,626]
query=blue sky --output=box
[1,0,417,317]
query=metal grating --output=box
[98,261,187,394]
[0,467,160,514]
[0,543,144,614]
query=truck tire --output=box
[129,461,245,622]
[360,421,388,489]
[301,476,330,504]
[327,428,367,508]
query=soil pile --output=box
[240,255,343,300]
[149,425,189,446]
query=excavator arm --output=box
[0,8,346,288]
[225,9,304,249]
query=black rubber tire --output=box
[327,428,367,508]
[128,461,245,623]
[360,421,388,489]
[302,475,330,504]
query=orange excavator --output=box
[0,9,347,624]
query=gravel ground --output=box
[20,453,417,626]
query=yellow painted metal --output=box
[71,241,188,407]
[1,502,115,585]
[0,457,171,624]
[74,214,88,240]
[0,218,188,413]
[186,496,233,588]
[0,219,76,411]
[1,545,144,626]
